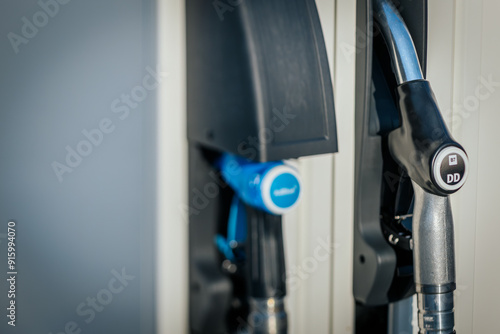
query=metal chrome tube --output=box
[248,298,287,334]
[412,181,456,333]
[372,0,423,84]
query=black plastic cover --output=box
[186,0,337,162]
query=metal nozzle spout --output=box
[412,181,456,333]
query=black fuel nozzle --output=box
[372,0,469,332]
[389,80,469,197]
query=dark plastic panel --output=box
[188,146,234,334]
[186,0,337,162]
[353,0,428,308]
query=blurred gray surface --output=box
[0,0,157,333]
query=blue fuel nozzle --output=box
[217,153,302,215]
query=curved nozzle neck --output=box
[372,0,423,84]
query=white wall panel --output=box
[428,0,500,332]
[473,0,500,331]
[331,0,357,333]
[157,0,188,333]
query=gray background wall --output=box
[0,0,156,333]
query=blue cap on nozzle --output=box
[217,154,301,215]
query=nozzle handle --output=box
[389,80,468,196]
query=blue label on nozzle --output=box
[270,173,301,209]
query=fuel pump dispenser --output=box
[186,1,338,333]
[353,0,468,333]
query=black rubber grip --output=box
[246,206,287,299]
[389,80,468,196]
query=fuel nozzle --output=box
[372,0,469,332]
[217,153,302,215]
[215,153,302,334]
